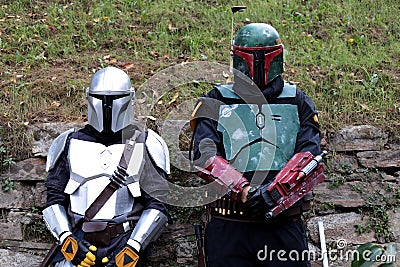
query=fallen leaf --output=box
[359,103,370,110]
[168,23,178,32]
[149,51,158,58]
[123,62,134,70]
[168,92,179,105]
[50,101,61,108]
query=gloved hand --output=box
[244,184,276,217]
[60,233,97,267]
[101,243,139,267]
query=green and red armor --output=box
[233,23,284,89]
[216,82,299,172]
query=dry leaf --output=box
[123,62,134,70]
[50,101,61,108]
[149,51,158,58]
[168,23,178,32]
[168,92,179,105]
[359,103,370,110]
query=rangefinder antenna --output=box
[230,6,247,73]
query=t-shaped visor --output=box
[233,44,283,88]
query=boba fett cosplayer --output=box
[41,67,169,267]
[191,23,324,266]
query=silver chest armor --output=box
[65,139,144,221]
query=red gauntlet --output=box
[196,155,249,200]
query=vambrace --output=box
[42,204,72,243]
[128,209,168,251]
[196,155,249,200]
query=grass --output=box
[0,0,399,160]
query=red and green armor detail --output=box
[216,82,299,172]
[233,23,284,88]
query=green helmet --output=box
[233,23,284,88]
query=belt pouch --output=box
[82,221,111,247]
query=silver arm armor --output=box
[146,129,170,174]
[128,209,168,251]
[42,204,72,244]
[46,128,75,171]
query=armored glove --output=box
[102,243,139,267]
[244,184,276,217]
[60,233,97,267]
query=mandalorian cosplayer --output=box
[191,23,324,267]
[42,67,169,267]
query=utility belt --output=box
[208,193,313,223]
[82,221,133,247]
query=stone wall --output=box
[0,123,399,266]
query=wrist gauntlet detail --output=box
[196,155,249,200]
[42,204,72,243]
[130,209,168,251]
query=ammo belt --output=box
[82,221,133,247]
[208,193,313,223]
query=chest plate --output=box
[66,139,144,220]
[217,104,299,172]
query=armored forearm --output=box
[42,204,73,244]
[128,209,168,251]
[246,151,327,219]
[196,155,250,201]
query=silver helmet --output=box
[86,66,135,133]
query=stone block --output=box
[0,222,23,241]
[313,182,365,208]
[1,158,46,182]
[357,149,400,170]
[307,212,376,245]
[329,125,387,152]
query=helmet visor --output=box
[89,93,130,133]
[233,44,283,87]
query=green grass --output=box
[0,0,399,160]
